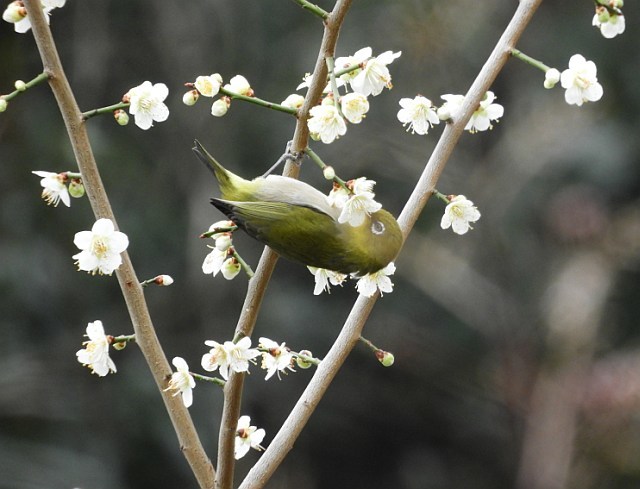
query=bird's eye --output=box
[371,220,385,235]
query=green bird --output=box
[193,141,403,275]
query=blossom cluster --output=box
[201,220,242,280]
[200,336,298,382]
[304,47,401,144]
[183,73,252,118]
[397,91,504,136]
[75,321,266,459]
[541,54,603,107]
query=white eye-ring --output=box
[371,220,385,235]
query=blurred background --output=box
[1,1,640,488]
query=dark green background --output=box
[2,1,640,488]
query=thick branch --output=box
[22,2,215,487]
[238,1,544,488]
[214,1,354,488]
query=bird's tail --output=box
[192,140,235,192]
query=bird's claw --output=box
[261,140,307,177]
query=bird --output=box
[192,140,403,275]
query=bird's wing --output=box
[211,199,336,247]
[211,199,333,229]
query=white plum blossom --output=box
[560,54,603,107]
[307,102,347,144]
[234,416,266,460]
[32,171,70,207]
[438,92,503,133]
[201,340,230,378]
[3,0,65,33]
[202,247,227,276]
[355,262,396,297]
[296,72,345,93]
[397,96,440,135]
[440,195,481,235]
[334,47,373,84]
[224,75,253,96]
[72,218,129,275]
[336,177,382,227]
[340,92,369,124]
[201,337,260,381]
[350,50,402,97]
[592,10,625,39]
[327,184,350,209]
[195,74,223,97]
[466,91,504,133]
[126,81,169,130]
[544,68,561,89]
[164,357,196,408]
[437,93,465,122]
[226,337,260,374]
[258,337,296,380]
[307,266,348,295]
[76,320,116,377]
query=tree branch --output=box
[237,1,544,487]
[213,1,354,488]
[21,1,215,487]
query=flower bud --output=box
[437,105,452,121]
[281,93,305,110]
[208,220,235,234]
[375,350,395,367]
[112,341,127,351]
[322,166,336,180]
[224,75,253,97]
[296,350,314,369]
[114,109,129,126]
[221,257,241,280]
[0,99,7,112]
[155,274,174,286]
[215,233,233,251]
[14,80,26,91]
[320,95,335,106]
[182,89,200,106]
[2,1,27,24]
[211,97,230,117]
[68,179,85,198]
[544,68,561,89]
[595,7,609,24]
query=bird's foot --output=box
[261,140,307,177]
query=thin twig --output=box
[213,1,354,488]
[22,1,215,487]
[238,1,544,487]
